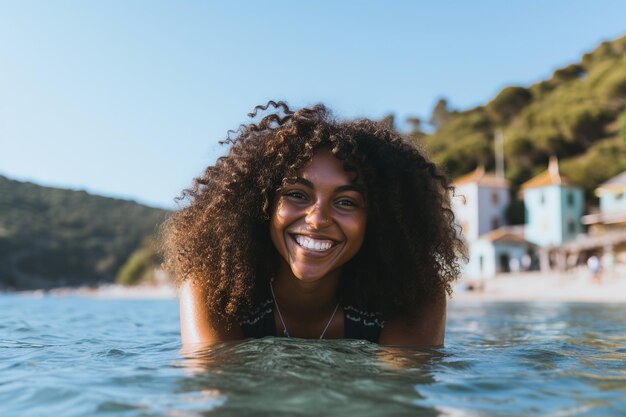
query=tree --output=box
[619,109,626,140]
[115,239,163,286]
[429,98,452,130]
[406,116,422,132]
[486,86,532,125]
[380,114,396,131]
[405,116,425,144]
[505,199,525,225]
[607,75,626,104]
[552,64,585,82]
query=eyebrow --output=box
[293,177,365,194]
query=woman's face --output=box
[270,148,367,283]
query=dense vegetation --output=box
[115,240,162,286]
[409,35,626,199]
[0,176,167,290]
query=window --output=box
[567,191,574,207]
[491,217,500,230]
[491,192,499,205]
[499,253,510,273]
[540,192,545,205]
[525,207,529,223]
[567,219,576,235]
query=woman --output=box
[162,101,464,347]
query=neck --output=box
[272,263,340,321]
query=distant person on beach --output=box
[162,101,465,347]
[587,255,602,283]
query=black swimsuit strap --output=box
[239,300,385,342]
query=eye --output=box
[335,198,357,207]
[283,190,308,200]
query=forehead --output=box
[298,148,357,184]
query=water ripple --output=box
[2,295,626,416]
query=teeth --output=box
[295,235,334,251]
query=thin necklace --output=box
[270,278,340,340]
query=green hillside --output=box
[416,34,626,197]
[0,176,168,290]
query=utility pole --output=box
[495,129,505,180]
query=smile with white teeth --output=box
[294,235,335,251]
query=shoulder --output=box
[378,293,447,347]
[178,280,244,346]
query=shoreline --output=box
[5,283,178,300]
[4,270,626,304]
[451,270,626,303]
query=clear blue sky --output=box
[1,1,625,209]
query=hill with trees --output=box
[408,34,626,205]
[0,176,168,290]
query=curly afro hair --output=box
[161,101,465,322]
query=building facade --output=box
[451,166,510,242]
[521,157,584,246]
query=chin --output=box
[289,264,334,282]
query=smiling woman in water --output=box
[162,101,465,347]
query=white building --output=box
[521,157,584,247]
[465,227,537,278]
[452,166,536,280]
[451,165,510,242]
[582,170,626,233]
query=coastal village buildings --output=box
[578,171,626,269]
[462,227,534,278]
[453,157,590,280]
[452,166,535,279]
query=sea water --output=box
[1,295,625,417]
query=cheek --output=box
[343,213,367,252]
[271,201,290,227]
[269,209,283,248]
[269,201,294,248]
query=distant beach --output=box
[7,269,626,303]
[452,269,626,303]
[12,283,177,300]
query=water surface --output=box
[1,295,625,416]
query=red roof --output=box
[453,165,509,188]
[479,226,532,245]
[596,171,626,196]
[520,156,573,191]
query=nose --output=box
[305,202,332,229]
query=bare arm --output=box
[179,280,244,346]
[378,292,447,347]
